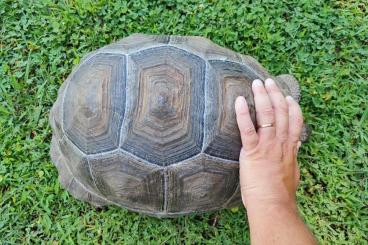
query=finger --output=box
[235,96,259,150]
[286,96,304,143]
[252,79,276,140]
[264,78,289,140]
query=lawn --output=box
[0,0,367,244]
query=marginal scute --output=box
[204,60,257,160]
[58,137,98,193]
[49,82,66,138]
[240,55,292,96]
[50,136,107,206]
[63,53,126,154]
[276,74,301,102]
[102,33,170,53]
[167,154,239,213]
[169,35,242,62]
[239,54,271,80]
[121,46,205,166]
[88,151,164,212]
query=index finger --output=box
[235,96,259,150]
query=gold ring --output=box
[258,123,273,128]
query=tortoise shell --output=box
[49,34,302,217]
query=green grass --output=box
[0,0,367,244]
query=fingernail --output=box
[286,96,294,102]
[235,96,247,112]
[252,79,263,88]
[265,78,275,86]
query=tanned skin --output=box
[235,78,318,245]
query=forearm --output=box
[246,202,317,245]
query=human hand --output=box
[235,78,304,210]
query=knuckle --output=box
[290,136,301,144]
[277,132,288,142]
[287,141,297,151]
[237,109,250,116]
[257,107,274,119]
[241,126,256,136]
[247,137,259,148]
[276,101,289,114]
[263,107,274,115]
[275,106,289,118]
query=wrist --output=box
[244,199,317,245]
[245,199,298,215]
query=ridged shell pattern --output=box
[49,34,300,217]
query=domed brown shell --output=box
[49,34,303,217]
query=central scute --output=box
[141,64,188,136]
[121,46,206,166]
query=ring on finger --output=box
[258,123,274,129]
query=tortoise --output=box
[49,33,305,217]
